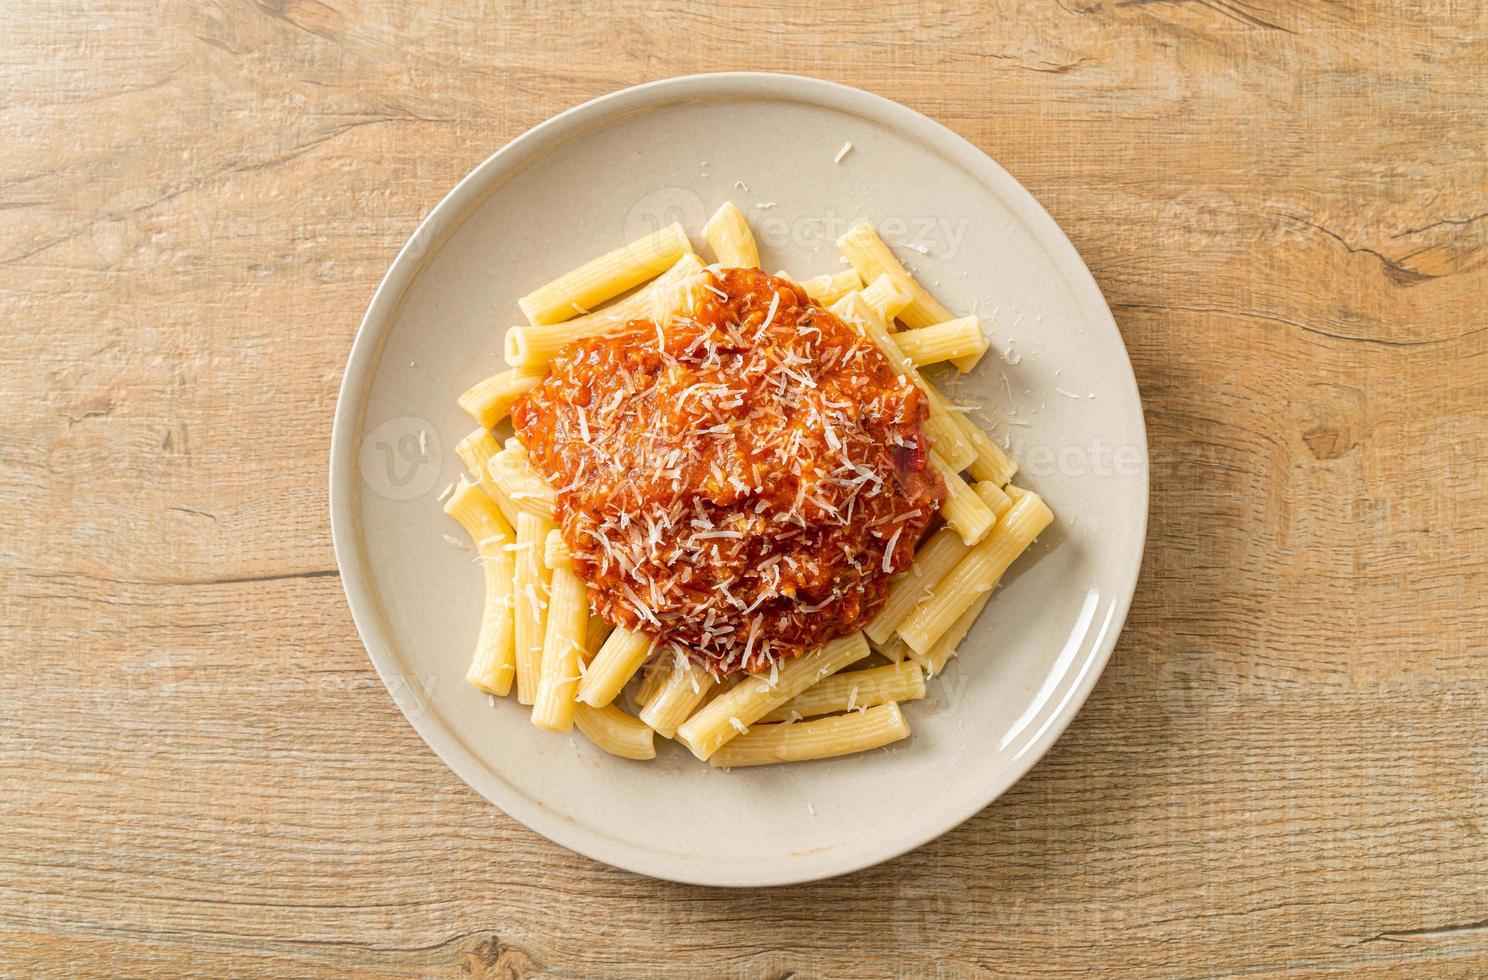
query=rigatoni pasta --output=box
[703,202,760,268]
[961,414,1018,487]
[864,526,970,645]
[519,222,693,325]
[487,444,556,521]
[912,592,990,678]
[575,702,656,760]
[443,480,517,696]
[505,252,707,370]
[459,369,546,430]
[676,632,871,761]
[512,511,552,705]
[861,272,912,326]
[585,616,613,659]
[787,268,861,305]
[973,479,1013,518]
[454,428,520,526]
[929,450,997,546]
[897,491,1053,656]
[576,626,654,708]
[530,564,590,731]
[760,661,925,722]
[634,656,671,708]
[639,655,716,739]
[837,222,954,328]
[894,316,987,370]
[440,205,1054,768]
[709,702,911,768]
[873,633,913,663]
[543,527,570,570]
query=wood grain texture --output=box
[2,0,1485,976]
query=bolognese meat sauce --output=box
[512,268,944,675]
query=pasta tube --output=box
[458,369,546,429]
[961,415,1018,487]
[442,480,517,696]
[837,222,954,329]
[864,526,970,644]
[930,449,997,546]
[703,202,760,268]
[543,528,570,570]
[922,415,975,473]
[512,511,553,704]
[861,272,912,327]
[576,626,655,708]
[760,661,925,722]
[912,591,990,678]
[454,428,519,525]
[894,316,987,371]
[639,655,717,739]
[645,258,709,327]
[530,564,590,732]
[709,702,910,767]
[973,479,1013,518]
[487,446,556,521]
[873,634,913,663]
[585,616,613,658]
[505,253,707,369]
[634,656,670,708]
[574,702,656,760]
[676,632,871,761]
[786,268,861,305]
[828,292,976,471]
[519,222,693,325]
[898,491,1053,655]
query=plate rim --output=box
[329,70,1149,887]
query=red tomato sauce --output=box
[512,268,943,675]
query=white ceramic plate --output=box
[330,73,1147,887]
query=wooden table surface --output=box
[4,1,1485,977]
